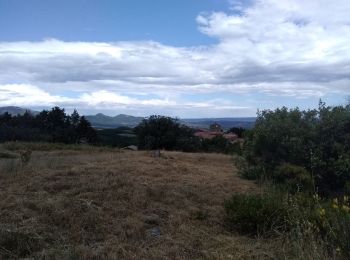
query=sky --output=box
[0,0,349,118]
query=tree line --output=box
[0,107,242,153]
[0,107,97,144]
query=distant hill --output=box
[0,106,38,116]
[181,117,256,130]
[85,113,144,128]
[86,113,256,129]
[0,107,256,129]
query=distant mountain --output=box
[0,106,38,116]
[181,117,256,130]
[85,113,144,128]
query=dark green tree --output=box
[227,127,246,138]
[71,109,80,128]
[77,116,97,143]
[135,115,195,150]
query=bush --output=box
[224,192,289,236]
[273,163,313,193]
[233,156,263,180]
[239,166,263,180]
[318,198,350,256]
[225,190,350,257]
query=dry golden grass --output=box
[0,146,275,259]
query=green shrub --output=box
[273,163,313,193]
[224,192,288,236]
[233,156,263,180]
[239,166,263,180]
[317,198,350,256]
[224,191,346,256]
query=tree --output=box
[77,116,97,143]
[227,127,246,138]
[71,109,80,128]
[48,107,66,127]
[135,115,195,151]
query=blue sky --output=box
[0,0,229,45]
[0,0,349,117]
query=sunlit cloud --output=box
[1,0,350,116]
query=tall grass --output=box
[0,159,20,176]
[224,188,350,258]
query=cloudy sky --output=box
[0,0,349,118]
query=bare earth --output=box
[0,149,271,259]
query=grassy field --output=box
[0,143,277,259]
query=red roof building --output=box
[194,124,238,143]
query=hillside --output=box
[85,113,144,128]
[0,106,38,116]
[0,144,267,259]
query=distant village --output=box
[194,123,239,143]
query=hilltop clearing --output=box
[0,146,272,259]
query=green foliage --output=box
[135,115,197,151]
[97,127,138,147]
[0,107,97,144]
[224,190,350,257]
[234,155,264,180]
[227,127,246,138]
[135,116,242,153]
[201,135,241,154]
[224,192,288,236]
[229,101,350,257]
[315,198,350,256]
[273,163,313,193]
[243,101,350,196]
[76,116,97,143]
[239,166,263,180]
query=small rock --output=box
[144,214,160,225]
[146,227,161,238]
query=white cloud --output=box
[1,0,350,116]
[0,84,250,117]
[0,84,73,106]
[79,90,176,108]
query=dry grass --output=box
[0,145,275,259]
